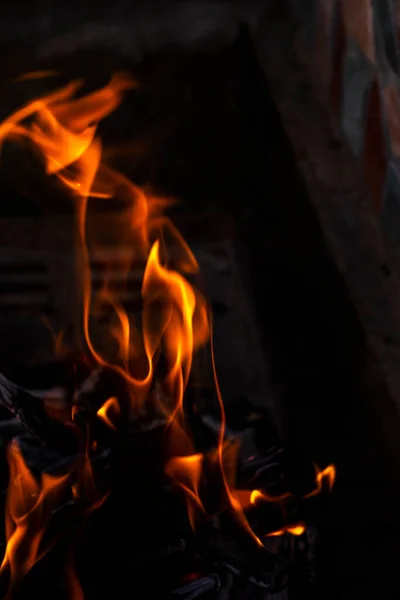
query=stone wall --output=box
[290,0,400,250]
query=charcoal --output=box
[0,372,78,453]
[0,362,332,600]
[171,574,221,598]
[199,524,288,590]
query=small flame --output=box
[248,463,336,507]
[165,454,205,530]
[0,442,70,597]
[97,396,120,431]
[250,489,292,506]
[267,523,306,537]
[305,464,336,498]
[209,317,263,547]
[14,70,60,82]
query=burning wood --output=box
[0,72,335,599]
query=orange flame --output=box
[235,463,336,538]
[0,71,337,581]
[209,317,263,547]
[250,489,292,506]
[0,442,70,596]
[305,464,336,498]
[64,555,84,600]
[245,463,336,508]
[0,72,213,584]
[165,454,205,530]
[267,523,306,537]
[97,396,120,431]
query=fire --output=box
[97,396,120,431]
[250,489,292,505]
[0,71,337,595]
[248,463,336,507]
[210,326,263,547]
[0,436,109,596]
[267,523,306,537]
[164,454,205,530]
[234,464,335,539]
[141,240,208,413]
[305,464,336,498]
[0,71,212,583]
[0,442,70,597]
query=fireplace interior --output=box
[0,8,398,600]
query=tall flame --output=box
[0,71,212,561]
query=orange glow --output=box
[64,556,84,600]
[14,70,60,81]
[267,523,306,537]
[0,442,70,596]
[238,463,336,510]
[97,396,120,431]
[250,489,292,506]
[165,454,205,530]
[305,464,336,498]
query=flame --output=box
[97,396,120,431]
[305,464,336,498]
[0,442,70,596]
[0,71,212,583]
[246,463,336,507]
[267,523,306,537]
[141,240,208,410]
[209,317,263,547]
[73,426,110,515]
[250,489,292,506]
[64,555,84,600]
[164,454,205,530]
[0,73,209,407]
